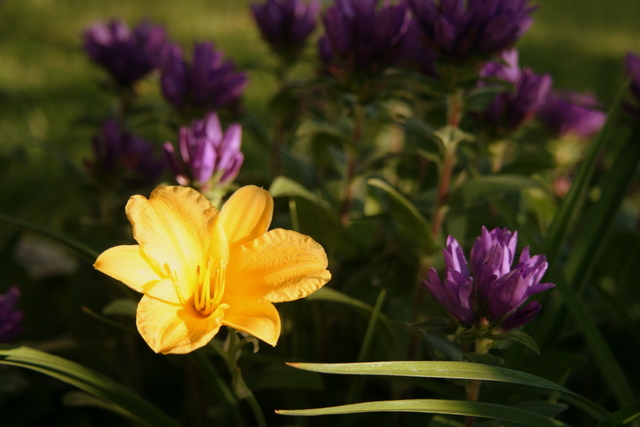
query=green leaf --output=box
[286,361,619,425]
[0,346,180,427]
[269,176,331,210]
[452,175,543,208]
[496,330,540,354]
[305,287,395,344]
[367,177,437,254]
[605,399,640,425]
[246,363,323,392]
[102,299,138,317]
[269,176,351,253]
[277,399,566,426]
[433,125,473,150]
[0,213,98,262]
[62,390,130,416]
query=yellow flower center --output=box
[194,257,226,316]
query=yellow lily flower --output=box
[94,185,331,354]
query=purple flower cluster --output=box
[406,0,537,64]
[251,0,320,64]
[537,91,606,138]
[319,0,409,78]
[478,49,552,134]
[163,113,243,188]
[396,19,438,77]
[625,52,640,118]
[85,120,164,186]
[160,42,248,113]
[424,227,554,332]
[83,19,168,87]
[0,287,25,343]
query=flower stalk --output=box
[340,101,365,226]
[432,89,464,237]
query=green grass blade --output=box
[542,77,631,266]
[287,361,619,425]
[534,78,637,409]
[565,128,640,291]
[367,178,437,254]
[606,400,640,425]
[277,399,566,426]
[0,213,99,262]
[0,346,180,427]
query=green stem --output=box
[190,350,246,427]
[211,330,267,427]
[339,102,365,226]
[431,90,464,238]
[465,338,492,427]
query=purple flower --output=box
[624,52,640,118]
[160,42,248,113]
[319,0,410,78]
[85,120,164,186]
[396,18,438,77]
[537,91,606,138]
[0,287,25,343]
[406,0,537,64]
[251,0,320,64]
[83,19,168,86]
[163,113,244,189]
[478,49,552,133]
[424,227,554,332]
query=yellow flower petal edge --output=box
[94,185,331,354]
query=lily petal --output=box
[94,245,161,293]
[222,301,281,346]
[136,294,227,354]
[220,185,273,248]
[126,186,218,300]
[224,229,331,304]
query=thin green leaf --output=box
[535,78,637,410]
[0,346,180,427]
[277,399,566,426]
[305,287,395,343]
[565,128,640,292]
[62,390,130,416]
[0,213,98,262]
[102,299,138,317]
[605,399,640,425]
[367,178,437,254]
[286,361,619,425]
[269,176,331,210]
[543,77,631,267]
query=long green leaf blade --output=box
[277,399,566,427]
[0,346,180,427]
[287,361,619,425]
[0,213,99,262]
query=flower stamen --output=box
[194,258,225,316]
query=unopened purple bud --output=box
[406,0,537,64]
[83,19,168,86]
[0,287,25,343]
[537,91,606,138]
[320,0,409,77]
[251,0,320,63]
[396,19,438,77]
[479,49,552,133]
[85,120,164,186]
[160,42,248,113]
[164,113,244,188]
